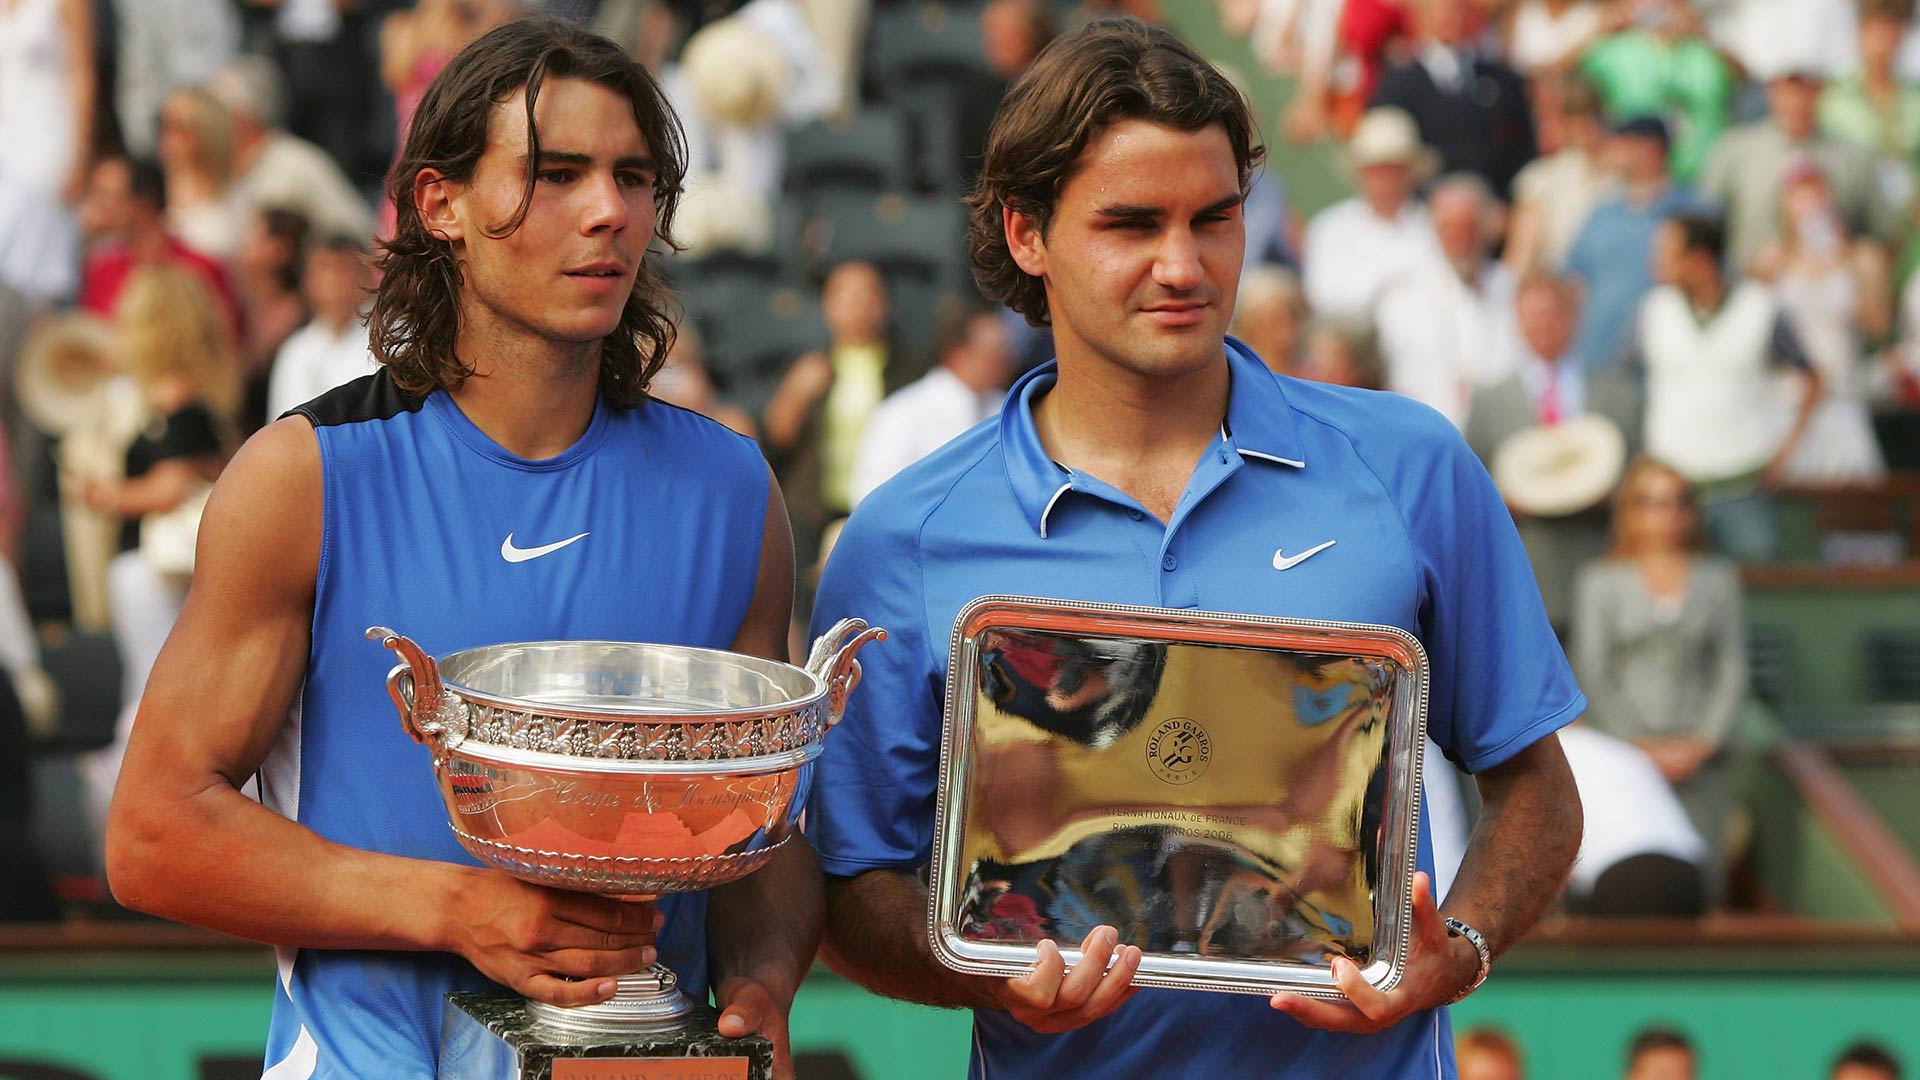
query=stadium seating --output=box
[711,286,832,413]
[866,3,992,88]
[1864,628,1920,703]
[1746,623,1794,709]
[784,109,915,205]
[807,191,970,293]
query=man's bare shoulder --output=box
[218,416,322,504]
[194,417,324,600]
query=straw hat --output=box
[1491,415,1628,518]
[1343,108,1440,179]
[682,17,791,129]
[14,315,119,438]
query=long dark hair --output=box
[369,17,687,406]
[964,18,1264,327]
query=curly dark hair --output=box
[964,17,1264,327]
[369,16,687,406]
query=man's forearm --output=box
[822,869,1004,1012]
[707,836,825,1004]
[1442,733,1582,959]
[110,776,466,953]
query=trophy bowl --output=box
[367,620,884,1038]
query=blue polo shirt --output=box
[808,339,1584,1080]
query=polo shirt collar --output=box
[1221,336,1308,468]
[1000,336,1308,538]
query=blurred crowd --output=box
[0,0,1916,940]
[1456,1025,1906,1080]
[1213,0,1920,922]
[0,0,1099,920]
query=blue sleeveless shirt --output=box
[256,372,769,1079]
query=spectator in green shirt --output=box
[1580,0,1734,181]
[1819,0,1920,214]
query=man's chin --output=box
[1108,337,1226,380]
[557,312,628,344]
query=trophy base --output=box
[525,967,696,1035]
[439,991,773,1080]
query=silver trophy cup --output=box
[368,620,884,1038]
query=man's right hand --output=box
[449,870,663,1007]
[991,925,1143,1034]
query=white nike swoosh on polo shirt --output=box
[1272,540,1336,571]
[500,531,591,563]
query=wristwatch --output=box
[1443,917,1491,1004]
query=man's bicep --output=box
[1472,730,1575,807]
[123,419,323,789]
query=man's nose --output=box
[1153,227,1204,292]
[581,173,630,234]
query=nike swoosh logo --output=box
[501,531,590,563]
[1272,540,1336,571]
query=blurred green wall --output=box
[4,949,1918,1080]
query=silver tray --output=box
[928,597,1429,999]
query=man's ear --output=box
[414,167,463,245]
[1004,205,1047,279]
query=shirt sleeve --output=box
[804,494,947,876]
[1386,400,1587,772]
[1769,315,1814,372]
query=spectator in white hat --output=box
[1301,107,1440,319]
[1376,173,1518,429]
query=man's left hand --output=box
[715,975,796,1080]
[1269,872,1480,1034]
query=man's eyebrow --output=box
[1195,193,1245,216]
[1094,203,1164,220]
[1093,193,1244,219]
[528,150,658,171]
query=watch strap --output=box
[1443,916,1491,1004]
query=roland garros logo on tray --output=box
[1145,716,1211,785]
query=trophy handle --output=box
[365,626,466,757]
[805,618,887,727]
